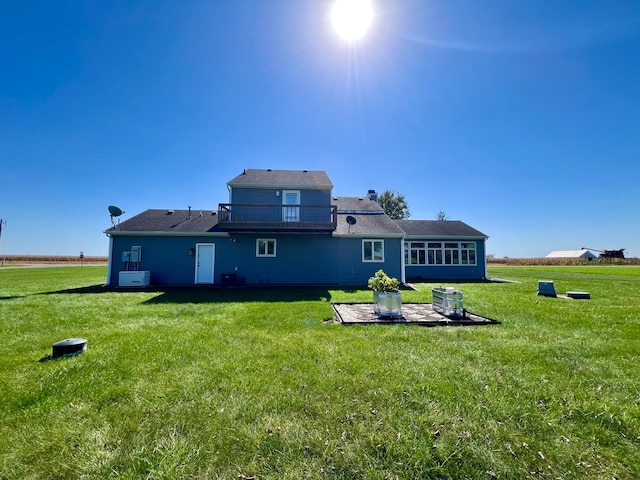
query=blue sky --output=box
[1,0,639,258]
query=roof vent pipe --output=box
[188,206,192,219]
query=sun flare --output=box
[331,0,373,42]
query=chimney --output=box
[367,189,378,202]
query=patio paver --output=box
[332,302,500,326]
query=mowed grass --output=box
[0,266,639,479]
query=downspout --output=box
[483,238,488,280]
[105,234,113,286]
[400,235,406,285]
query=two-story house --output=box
[105,169,487,287]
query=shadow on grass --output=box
[0,295,27,300]
[1,284,334,303]
[45,285,109,295]
[142,286,333,304]
[0,284,108,300]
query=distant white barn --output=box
[546,249,597,260]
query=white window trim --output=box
[256,238,277,257]
[362,239,385,263]
[405,241,427,265]
[282,190,300,204]
[282,190,300,222]
[404,240,477,266]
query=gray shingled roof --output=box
[333,197,404,236]
[107,202,486,239]
[228,169,333,189]
[395,220,487,238]
[107,209,222,233]
[334,196,385,213]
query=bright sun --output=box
[331,0,373,42]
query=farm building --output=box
[546,249,598,260]
[105,169,488,287]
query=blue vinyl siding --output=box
[231,188,280,205]
[231,233,337,284]
[231,187,331,206]
[227,188,333,225]
[404,239,486,281]
[233,235,402,286]
[337,237,403,285]
[109,233,403,286]
[109,235,237,286]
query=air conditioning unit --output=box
[119,271,150,287]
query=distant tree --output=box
[436,211,449,221]
[377,190,410,220]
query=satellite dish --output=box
[108,205,124,217]
[345,215,357,234]
[108,205,125,228]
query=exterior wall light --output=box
[188,248,195,256]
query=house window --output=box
[461,242,476,265]
[405,242,426,265]
[427,242,443,265]
[363,240,384,262]
[410,241,477,266]
[256,239,276,257]
[444,242,460,265]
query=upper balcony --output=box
[218,203,338,232]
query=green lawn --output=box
[0,266,639,479]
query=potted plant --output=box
[368,269,402,318]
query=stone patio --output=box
[332,302,500,326]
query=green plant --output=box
[367,269,400,292]
[377,190,410,219]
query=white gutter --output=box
[332,233,404,239]
[228,183,332,190]
[104,231,230,237]
[402,235,488,240]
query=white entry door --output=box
[195,243,215,284]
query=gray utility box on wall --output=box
[432,287,464,318]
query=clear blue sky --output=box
[1,0,639,258]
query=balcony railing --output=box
[218,203,338,231]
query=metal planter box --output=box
[432,287,464,318]
[373,291,402,318]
